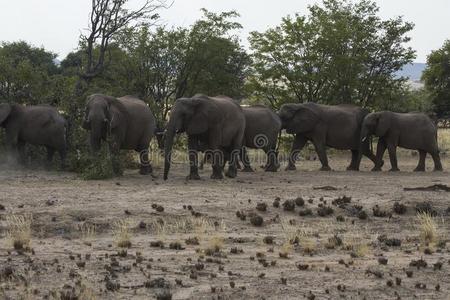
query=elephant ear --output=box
[293,105,320,133]
[186,97,221,135]
[0,103,12,125]
[105,97,128,130]
[375,113,390,137]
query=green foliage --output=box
[247,0,415,110]
[0,41,60,104]
[74,145,122,180]
[422,40,450,117]
[115,9,250,127]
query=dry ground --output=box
[0,151,450,300]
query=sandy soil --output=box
[0,153,449,299]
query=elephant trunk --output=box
[163,127,175,180]
[360,126,369,143]
[89,120,104,152]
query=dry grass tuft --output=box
[279,242,293,258]
[204,235,224,255]
[6,213,32,251]
[113,219,132,248]
[417,212,438,246]
[78,279,97,300]
[77,223,97,241]
[343,235,370,258]
[280,219,310,244]
[150,216,223,237]
[301,238,317,255]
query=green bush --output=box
[76,144,122,180]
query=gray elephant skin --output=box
[240,105,281,172]
[278,102,378,171]
[163,95,246,180]
[82,94,156,175]
[0,103,67,167]
[360,111,443,172]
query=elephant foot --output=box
[225,168,237,178]
[346,165,359,171]
[285,164,296,171]
[264,165,278,172]
[413,166,425,172]
[241,167,254,173]
[186,173,201,180]
[320,166,332,171]
[210,172,224,180]
[434,167,443,172]
[139,165,153,175]
[389,168,400,172]
[371,166,382,172]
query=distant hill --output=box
[396,63,426,82]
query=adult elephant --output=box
[163,95,246,180]
[278,102,378,171]
[360,111,443,172]
[0,103,67,167]
[82,94,156,175]
[240,105,281,172]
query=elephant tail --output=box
[275,130,282,153]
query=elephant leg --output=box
[16,141,26,165]
[361,138,383,169]
[240,146,254,172]
[137,146,152,175]
[312,139,331,171]
[431,150,443,171]
[46,146,55,168]
[265,146,279,172]
[58,148,67,169]
[210,149,224,179]
[286,135,307,171]
[387,144,399,172]
[414,150,426,172]
[372,139,386,171]
[225,148,240,178]
[187,136,201,180]
[108,143,122,176]
[5,133,20,164]
[199,154,205,170]
[347,150,359,171]
[225,135,243,178]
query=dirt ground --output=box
[0,152,450,300]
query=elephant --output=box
[198,105,281,172]
[239,105,282,172]
[360,111,443,172]
[163,94,246,180]
[82,94,156,175]
[278,102,378,171]
[0,103,67,167]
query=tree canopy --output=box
[247,0,416,109]
[422,39,450,117]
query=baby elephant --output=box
[0,103,67,167]
[361,111,443,172]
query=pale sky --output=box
[0,0,449,62]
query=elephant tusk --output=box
[361,136,367,142]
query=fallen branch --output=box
[313,186,339,191]
[404,184,450,192]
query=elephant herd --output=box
[0,93,443,179]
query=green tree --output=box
[422,40,450,117]
[117,9,250,128]
[0,41,59,104]
[247,0,415,109]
